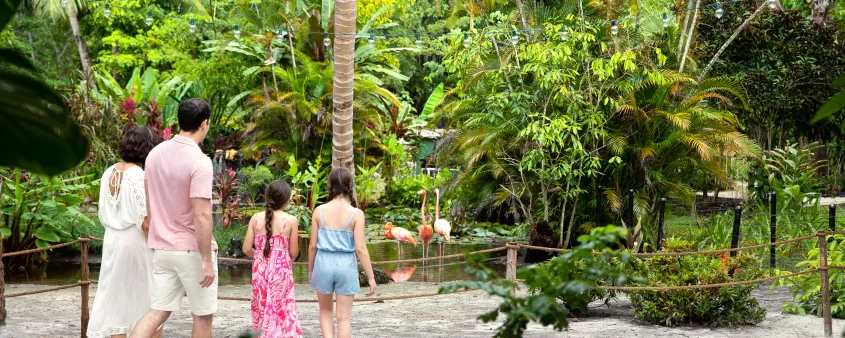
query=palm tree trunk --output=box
[67,8,93,88]
[679,0,700,72]
[514,0,529,33]
[331,0,356,172]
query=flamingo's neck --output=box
[420,192,427,226]
[435,190,440,220]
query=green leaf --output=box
[359,5,388,35]
[321,0,335,30]
[0,227,10,239]
[35,239,50,249]
[832,74,845,89]
[34,226,60,242]
[421,83,445,120]
[811,91,845,124]
[243,66,261,77]
[0,53,90,176]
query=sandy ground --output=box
[2,283,843,338]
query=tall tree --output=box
[331,0,357,172]
[31,0,93,87]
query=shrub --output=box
[441,226,634,337]
[781,235,845,318]
[626,238,766,327]
[239,165,276,204]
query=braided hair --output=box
[327,168,358,207]
[263,180,292,258]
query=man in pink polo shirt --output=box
[132,98,217,337]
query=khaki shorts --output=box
[150,250,218,316]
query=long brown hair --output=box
[263,180,292,258]
[327,167,357,207]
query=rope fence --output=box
[1,232,841,337]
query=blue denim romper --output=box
[310,208,360,295]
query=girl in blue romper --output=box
[308,168,376,338]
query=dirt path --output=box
[2,283,842,337]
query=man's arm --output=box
[190,158,215,288]
[192,197,214,288]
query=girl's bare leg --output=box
[318,293,336,338]
[336,294,354,338]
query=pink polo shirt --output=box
[145,135,218,252]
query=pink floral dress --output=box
[251,221,303,338]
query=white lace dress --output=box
[87,165,153,337]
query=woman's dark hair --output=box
[327,167,357,208]
[177,98,211,132]
[119,126,164,166]
[264,180,292,258]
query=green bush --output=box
[626,238,766,327]
[781,235,845,318]
[441,226,634,338]
[239,165,276,204]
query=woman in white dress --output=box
[88,126,164,338]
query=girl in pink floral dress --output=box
[243,181,303,338]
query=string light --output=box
[323,32,331,48]
[233,25,240,39]
[177,4,181,13]
[145,12,153,26]
[560,25,569,41]
[767,0,777,9]
[277,29,285,42]
[189,18,196,33]
[61,0,67,8]
[77,0,750,45]
[368,34,376,48]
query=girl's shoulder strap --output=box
[342,208,359,231]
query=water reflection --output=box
[387,265,417,282]
[5,239,507,286]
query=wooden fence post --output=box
[506,244,517,282]
[729,206,742,277]
[656,198,666,251]
[819,233,832,337]
[506,244,518,296]
[80,237,90,338]
[770,192,777,269]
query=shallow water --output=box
[5,239,507,286]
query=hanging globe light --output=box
[415,34,422,49]
[61,0,67,8]
[510,30,519,46]
[610,20,619,36]
[715,3,724,19]
[663,12,671,28]
[103,4,111,18]
[233,25,241,39]
[145,12,153,27]
[323,32,331,48]
[368,34,376,48]
[768,0,777,9]
[189,19,196,33]
[277,29,286,43]
[177,4,182,13]
[463,33,470,48]
[560,25,569,41]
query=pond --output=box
[4,238,507,286]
